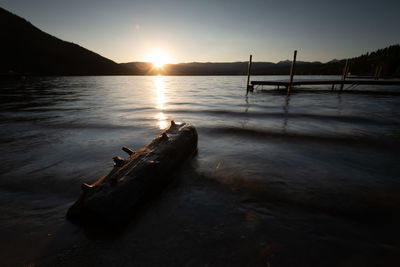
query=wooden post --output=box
[246,55,253,94]
[374,65,379,80]
[341,59,349,80]
[288,50,297,93]
[377,65,382,80]
[345,63,350,79]
[340,59,349,91]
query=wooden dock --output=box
[251,79,400,87]
[246,51,400,94]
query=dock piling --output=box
[340,59,349,90]
[374,65,379,80]
[346,63,350,79]
[246,55,253,94]
[288,50,297,93]
[377,66,382,80]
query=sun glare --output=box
[154,76,168,129]
[148,51,170,68]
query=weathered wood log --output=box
[66,121,198,225]
[121,146,135,156]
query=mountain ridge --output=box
[0,7,131,76]
[121,45,400,77]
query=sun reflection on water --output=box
[154,76,168,129]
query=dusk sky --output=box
[2,0,399,63]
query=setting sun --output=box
[147,51,170,68]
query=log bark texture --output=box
[67,121,198,225]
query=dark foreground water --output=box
[1,76,400,266]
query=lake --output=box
[1,76,400,266]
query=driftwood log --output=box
[67,121,198,225]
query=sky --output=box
[1,0,400,63]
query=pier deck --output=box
[250,79,400,87]
[246,51,400,94]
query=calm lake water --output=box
[1,76,400,266]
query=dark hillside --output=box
[0,7,132,76]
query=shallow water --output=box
[0,76,400,266]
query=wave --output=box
[41,122,144,130]
[163,109,396,125]
[201,125,400,148]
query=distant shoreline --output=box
[0,74,344,78]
